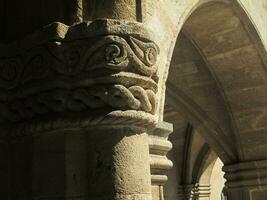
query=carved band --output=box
[7,84,157,121]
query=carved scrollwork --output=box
[0,58,20,89]
[47,42,84,75]
[105,44,127,66]
[82,35,159,77]
[21,55,47,84]
[0,60,17,81]
[0,20,160,128]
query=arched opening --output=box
[163,105,225,200]
[163,1,267,199]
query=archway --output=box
[163,105,225,200]
[163,1,267,199]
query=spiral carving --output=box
[0,61,17,81]
[145,47,157,66]
[106,44,124,64]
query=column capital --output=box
[223,159,267,191]
[0,19,160,136]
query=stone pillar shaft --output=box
[87,126,152,200]
[31,127,153,200]
[88,0,142,21]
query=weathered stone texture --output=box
[1,0,267,199]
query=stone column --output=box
[149,122,173,200]
[88,0,143,21]
[31,130,89,200]
[1,18,160,200]
[223,160,267,200]
[87,126,152,200]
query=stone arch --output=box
[192,145,217,185]
[192,146,225,200]
[163,113,225,199]
[163,0,267,165]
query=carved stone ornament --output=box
[0,19,160,133]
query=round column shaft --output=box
[87,126,152,200]
[89,0,139,21]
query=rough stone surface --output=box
[1,0,267,199]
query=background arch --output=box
[165,0,267,163]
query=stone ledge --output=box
[223,160,267,190]
[9,110,157,139]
